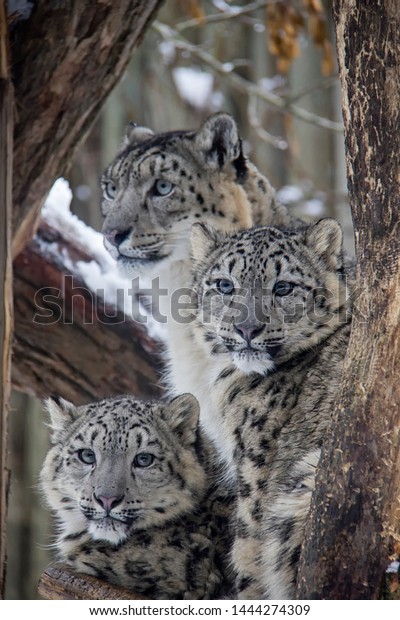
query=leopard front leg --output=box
[231,493,265,599]
[259,450,320,599]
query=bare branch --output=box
[153,21,344,133]
[175,1,274,32]
[285,74,339,104]
[247,94,288,149]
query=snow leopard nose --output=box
[94,493,125,513]
[234,322,265,344]
[104,228,132,248]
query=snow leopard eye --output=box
[77,449,96,465]
[104,181,117,200]
[273,281,294,297]
[216,279,235,295]
[134,453,155,468]
[154,180,174,196]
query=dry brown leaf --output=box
[277,57,291,74]
[321,40,335,75]
[309,15,328,46]
[268,39,280,56]
[303,0,324,13]
[266,0,334,75]
[178,0,205,24]
[265,2,304,73]
[284,22,298,38]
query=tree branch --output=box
[153,20,344,133]
[175,0,273,32]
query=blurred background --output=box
[6,0,352,599]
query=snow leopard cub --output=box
[190,219,353,599]
[40,394,235,599]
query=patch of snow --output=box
[43,179,116,274]
[222,62,234,74]
[253,23,265,34]
[172,67,214,111]
[158,40,176,65]
[277,185,304,205]
[74,259,137,321]
[210,91,225,111]
[386,560,399,574]
[259,75,286,92]
[44,178,73,215]
[302,198,325,217]
[212,0,241,14]
[144,309,169,343]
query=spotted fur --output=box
[190,219,354,598]
[101,113,294,277]
[100,113,302,445]
[40,394,235,599]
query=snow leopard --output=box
[40,394,235,599]
[100,112,304,446]
[190,218,353,599]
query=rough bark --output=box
[297,0,400,599]
[38,565,145,601]
[10,0,164,257]
[13,221,163,405]
[0,0,14,599]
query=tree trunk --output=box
[10,0,164,257]
[0,0,14,598]
[12,220,163,405]
[297,0,400,599]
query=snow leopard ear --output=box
[190,222,222,263]
[44,396,79,444]
[123,122,154,148]
[306,218,343,271]
[165,394,200,445]
[194,112,246,175]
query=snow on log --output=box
[12,181,163,404]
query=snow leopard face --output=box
[191,219,350,375]
[100,113,253,279]
[40,394,205,545]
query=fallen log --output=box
[12,217,163,405]
[38,564,144,601]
